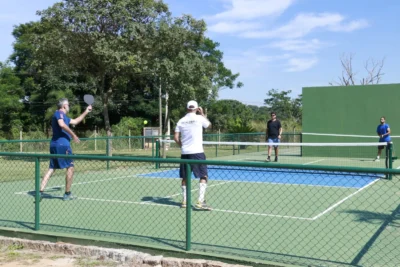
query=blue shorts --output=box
[49,145,74,169]
[180,153,208,179]
[268,138,280,148]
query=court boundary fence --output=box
[0,151,399,266]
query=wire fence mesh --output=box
[0,152,399,267]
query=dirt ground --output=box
[0,245,122,267]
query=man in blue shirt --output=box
[375,116,391,162]
[40,98,92,200]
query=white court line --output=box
[311,178,380,220]
[146,181,233,200]
[211,209,313,220]
[13,164,385,221]
[41,195,314,220]
[14,174,136,195]
[303,159,325,165]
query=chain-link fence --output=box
[0,152,398,266]
[0,133,301,155]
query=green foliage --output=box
[264,89,302,124]
[228,124,255,134]
[207,100,253,132]
[5,0,242,138]
[0,63,25,138]
[111,117,145,136]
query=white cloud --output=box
[241,13,368,39]
[330,19,369,32]
[285,57,318,72]
[270,39,325,54]
[209,0,295,21]
[208,21,262,33]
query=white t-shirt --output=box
[175,113,210,154]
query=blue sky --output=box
[1,0,399,106]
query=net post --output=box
[34,157,41,230]
[155,139,160,169]
[185,163,192,251]
[300,133,303,156]
[215,144,218,157]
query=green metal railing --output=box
[0,151,399,266]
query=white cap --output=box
[187,100,198,110]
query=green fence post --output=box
[215,144,218,157]
[106,136,110,170]
[185,163,192,251]
[34,157,41,230]
[151,137,155,158]
[155,140,160,169]
[300,133,303,156]
[388,142,393,180]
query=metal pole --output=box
[155,140,160,169]
[159,77,162,140]
[34,157,40,230]
[185,163,192,251]
[388,142,393,180]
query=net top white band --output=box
[159,139,390,147]
[302,132,400,138]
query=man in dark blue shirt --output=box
[40,98,92,201]
[266,112,282,162]
[375,116,391,162]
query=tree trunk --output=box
[101,75,113,156]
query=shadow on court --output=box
[27,187,63,201]
[141,196,181,207]
[342,204,400,266]
[140,196,212,211]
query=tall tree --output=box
[0,64,25,138]
[9,0,242,138]
[264,89,302,124]
[30,0,170,141]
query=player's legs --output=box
[40,169,55,192]
[40,146,59,196]
[267,138,274,161]
[65,166,74,193]
[179,155,190,207]
[274,138,280,162]
[191,153,211,210]
[375,145,384,161]
[56,145,75,200]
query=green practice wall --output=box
[302,84,400,158]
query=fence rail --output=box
[0,151,399,267]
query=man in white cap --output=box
[174,100,212,210]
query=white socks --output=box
[199,183,207,202]
[182,183,207,203]
[181,186,186,202]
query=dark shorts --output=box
[179,153,208,179]
[49,145,74,169]
[378,142,390,150]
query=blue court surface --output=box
[140,166,383,188]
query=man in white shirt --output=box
[174,100,211,210]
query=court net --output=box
[157,139,394,169]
